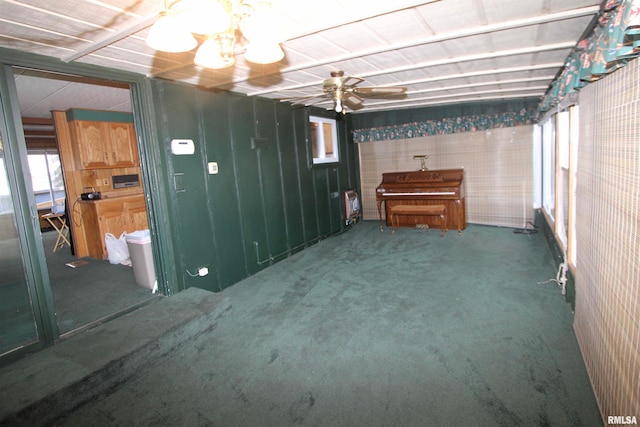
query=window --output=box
[27,150,65,211]
[310,116,339,164]
[568,106,579,267]
[0,158,11,213]
[539,107,579,269]
[542,118,555,221]
[555,112,570,250]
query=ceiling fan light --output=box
[241,2,283,42]
[194,37,235,69]
[244,41,284,64]
[334,99,343,113]
[173,0,230,35]
[146,10,198,52]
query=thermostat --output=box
[171,139,195,155]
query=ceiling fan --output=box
[289,71,407,113]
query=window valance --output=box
[352,108,538,143]
[539,0,640,113]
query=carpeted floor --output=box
[55,221,602,426]
[42,230,159,336]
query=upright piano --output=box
[376,168,466,233]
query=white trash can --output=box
[125,229,156,289]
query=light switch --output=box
[174,173,185,192]
[208,162,219,174]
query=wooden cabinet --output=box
[80,195,148,259]
[71,120,138,169]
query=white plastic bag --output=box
[105,232,130,265]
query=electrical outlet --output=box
[103,179,109,186]
[208,162,218,174]
[198,267,208,277]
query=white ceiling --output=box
[1,0,602,117]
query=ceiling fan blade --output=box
[344,94,364,111]
[281,72,407,112]
[285,93,331,105]
[353,86,407,96]
[341,76,364,87]
[344,92,364,105]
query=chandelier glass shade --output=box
[146,0,285,69]
[146,10,198,53]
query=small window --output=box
[310,116,339,164]
[27,150,66,211]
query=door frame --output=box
[0,47,177,364]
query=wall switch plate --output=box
[208,162,219,174]
[174,173,185,192]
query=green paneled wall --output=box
[150,81,357,293]
[275,102,305,249]
[151,81,221,293]
[198,89,246,289]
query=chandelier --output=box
[146,0,285,69]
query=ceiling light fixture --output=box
[334,98,343,114]
[146,0,285,69]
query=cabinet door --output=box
[107,122,139,168]
[127,197,149,231]
[99,208,128,238]
[73,121,110,169]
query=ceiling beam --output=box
[63,15,157,62]
[272,63,564,99]
[375,85,549,106]
[405,77,556,96]
[393,63,563,87]
[258,41,575,96]
[226,5,599,92]
[355,92,545,113]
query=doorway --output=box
[13,68,158,337]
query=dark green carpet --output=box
[43,230,159,335]
[57,222,602,426]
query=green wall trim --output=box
[0,64,59,359]
[65,109,133,123]
[352,105,539,143]
[0,48,177,364]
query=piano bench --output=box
[389,204,447,236]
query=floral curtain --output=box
[538,0,640,112]
[352,108,538,143]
